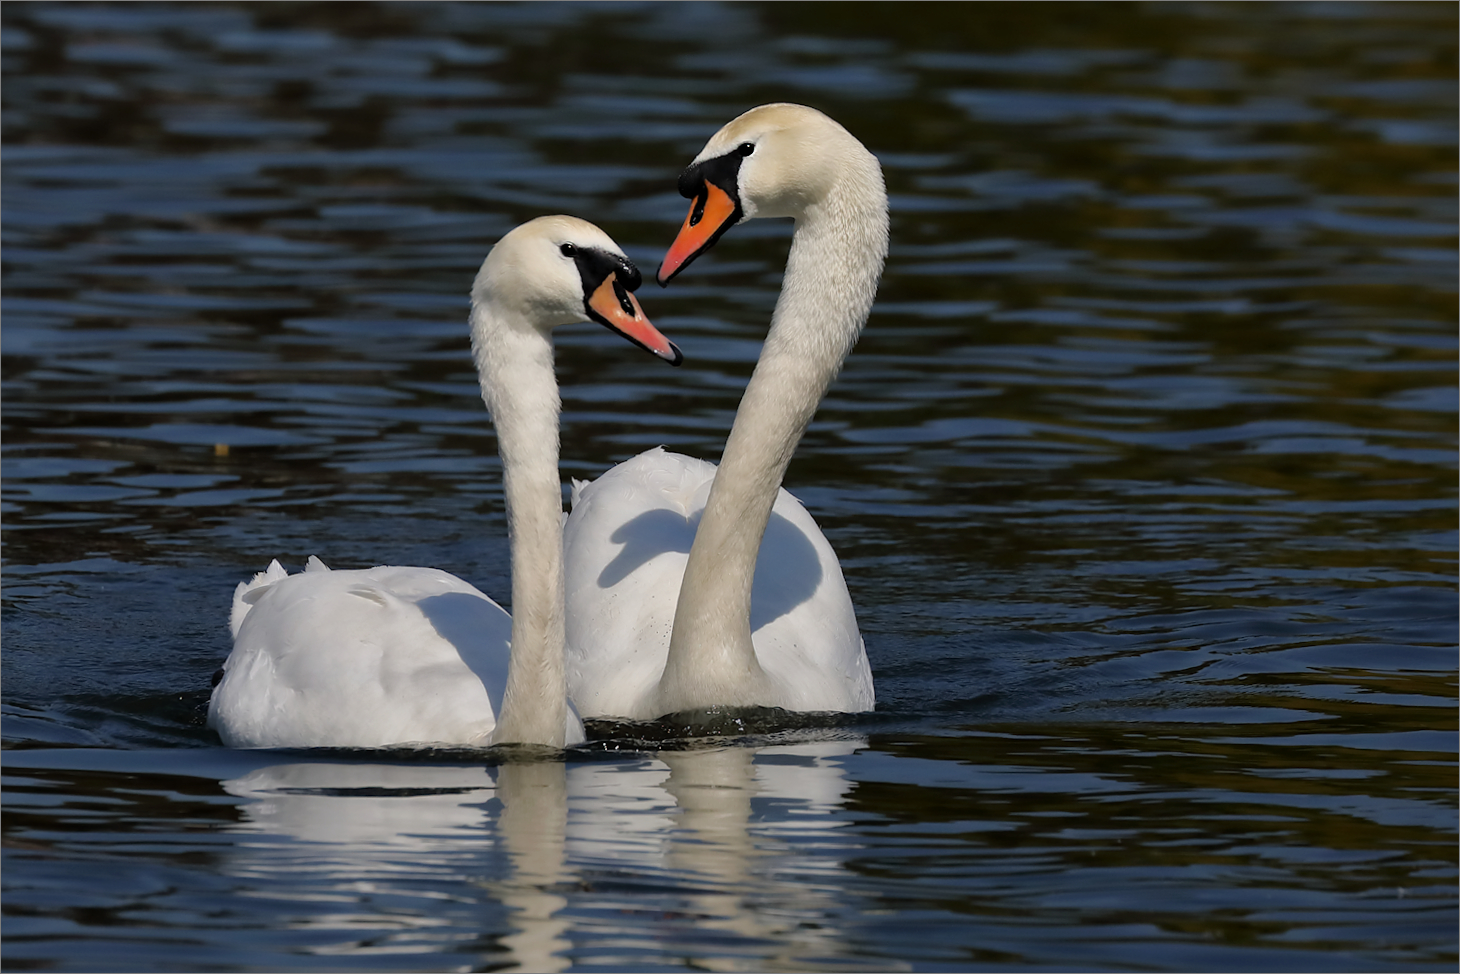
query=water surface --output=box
[3,2,1456,971]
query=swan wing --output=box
[744,490,873,714]
[564,448,871,718]
[564,448,708,717]
[209,564,513,748]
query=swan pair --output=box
[209,104,889,749]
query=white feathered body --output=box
[560,105,885,719]
[563,448,872,720]
[210,557,586,748]
[205,216,663,750]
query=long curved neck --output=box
[658,161,888,712]
[471,300,568,746]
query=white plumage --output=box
[209,216,679,749]
[564,448,872,719]
[564,105,887,720]
[217,557,517,748]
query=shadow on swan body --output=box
[217,558,516,748]
[565,105,886,721]
[588,457,825,626]
[565,447,863,719]
[209,216,681,749]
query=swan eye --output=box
[560,243,577,257]
[736,142,755,157]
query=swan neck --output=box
[471,299,568,747]
[660,165,888,712]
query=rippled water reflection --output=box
[3,2,1456,970]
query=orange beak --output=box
[586,275,682,365]
[657,181,740,286]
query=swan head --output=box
[477,215,682,365]
[658,103,880,285]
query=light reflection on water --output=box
[2,1,1456,970]
[6,742,870,972]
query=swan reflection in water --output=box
[220,739,863,971]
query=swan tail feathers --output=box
[229,559,290,638]
[305,555,331,572]
[569,478,589,509]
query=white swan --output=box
[564,104,887,720]
[209,216,682,749]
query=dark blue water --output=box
[3,2,1456,970]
